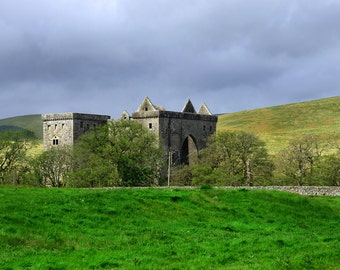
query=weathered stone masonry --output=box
[131,97,218,164]
[42,113,110,150]
[42,97,218,164]
[216,186,340,196]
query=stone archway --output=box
[181,135,198,164]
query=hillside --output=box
[217,96,340,154]
[0,114,42,139]
[1,96,339,154]
[0,187,339,269]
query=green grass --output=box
[0,114,42,139]
[0,188,339,269]
[218,96,340,154]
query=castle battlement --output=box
[131,110,217,121]
[42,113,110,121]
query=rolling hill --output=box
[0,114,42,139]
[217,96,340,154]
[1,96,339,154]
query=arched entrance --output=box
[181,135,198,164]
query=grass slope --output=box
[0,114,42,139]
[0,188,339,269]
[217,96,340,154]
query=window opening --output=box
[53,139,59,145]
[149,123,153,129]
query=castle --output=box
[42,97,218,164]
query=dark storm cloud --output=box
[0,0,339,119]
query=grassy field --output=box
[0,187,339,269]
[217,96,340,154]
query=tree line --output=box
[1,120,339,187]
[172,132,340,187]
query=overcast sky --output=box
[0,0,339,119]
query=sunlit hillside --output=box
[0,114,42,139]
[0,114,43,156]
[217,96,340,154]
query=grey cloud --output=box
[0,0,339,119]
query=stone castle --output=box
[42,97,218,164]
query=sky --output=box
[0,0,339,119]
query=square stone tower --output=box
[42,113,110,150]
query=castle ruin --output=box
[42,97,218,164]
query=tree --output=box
[171,165,194,186]
[0,131,32,184]
[31,146,73,187]
[311,154,340,186]
[191,131,274,186]
[70,120,163,187]
[275,135,324,185]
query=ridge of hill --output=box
[0,114,42,139]
[1,96,339,153]
[217,96,340,154]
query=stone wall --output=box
[132,109,217,164]
[159,114,216,163]
[215,186,340,196]
[72,114,110,142]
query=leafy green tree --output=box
[0,131,32,184]
[31,146,73,187]
[191,131,274,186]
[171,165,194,186]
[275,135,324,185]
[68,123,118,187]
[70,120,163,187]
[311,154,340,186]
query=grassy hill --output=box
[217,96,340,154]
[1,96,339,154]
[0,187,339,269]
[0,114,42,139]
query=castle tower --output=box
[42,113,110,150]
[131,97,218,164]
